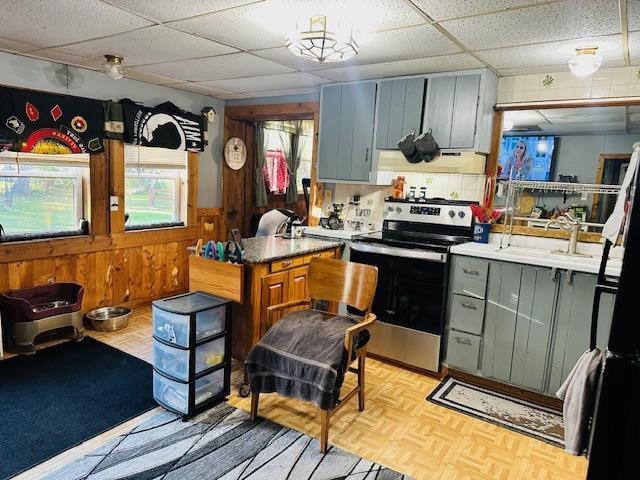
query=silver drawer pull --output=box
[463,268,480,275]
[461,302,477,310]
[455,337,472,346]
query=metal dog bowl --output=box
[86,306,131,332]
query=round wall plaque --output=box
[224,137,247,170]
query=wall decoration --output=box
[542,74,555,87]
[224,137,247,170]
[0,86,105,154]
[120,99,206,152]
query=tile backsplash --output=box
[327,173,486,228]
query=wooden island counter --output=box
[189,236,343,361]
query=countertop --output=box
[450,234,623,277]
[241,236,343,264]
[302,226,366,241]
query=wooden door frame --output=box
[486,98,640,243]
[223,102,322,230]
[590,153,631,221]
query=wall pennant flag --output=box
[0,86,105,154]
[120,98,206,152]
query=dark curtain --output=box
[254,123,268,207]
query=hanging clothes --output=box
[263,148,289,194]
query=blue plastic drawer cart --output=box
[152,291,232,419]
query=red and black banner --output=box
[0,86,104,154]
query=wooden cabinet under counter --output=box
[188,236,343,361]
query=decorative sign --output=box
[120,99,206,152]
[224,137,247,170]
[0,86,104,154]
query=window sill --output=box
[125,222,185,232]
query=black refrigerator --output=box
[586,169,640,478]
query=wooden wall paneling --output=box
[111,248,130,304]
[223,119,247,236]
[225,102,319,121]
[8,261,34,290]
[197,208,224,243]
[141,245,156,299]
[165,241,180,291]
[0,264,9,292]
[108,139,125,234]
[76,253,97,310]
[53,255,76,284]
[177,240,191,290]
[33,257,56,286]
[89,148,110,235]
[154,243,168,296]
[95,250,114,307]
[127,246,143,302]
[243,122,256,237]
[187,152,198,226]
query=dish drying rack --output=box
[499,179,622,249]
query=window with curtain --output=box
[124,145,187,230]
[0,151,89,240]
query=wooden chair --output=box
[249,257,378,453]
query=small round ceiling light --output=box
[568,47,603,77]
[102,54,126,80]
[286,15,359,63]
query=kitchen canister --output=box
[473,222,490,243]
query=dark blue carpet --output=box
[0,337,155,479]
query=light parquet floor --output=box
[4,306,588,480]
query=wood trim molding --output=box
[108,139,125,234]
[89,148,110,236]
[485,110,503,210]
[225,102,319,121]
[197,207,223,216]
[496,97,640,111]
[187,151,198,226]
[591,153,631,222]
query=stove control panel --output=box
[384,201,473,227]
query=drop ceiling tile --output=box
[440,0,620,50]
[50,26,237,66]
[169,0,424,51]
[251,47,337,71]
[629,1,640,31]
[244,86,321,97]
[351,24,460,65]
[317,53,483,82]
[106,0,261,23]
[0,37,39,53]
[498,60,626,76]
[201,72,326,92]
[475,35,624,70]
[630,32,640,62]
[25,49,99,70]
[167,82,240,97]
[411,0,549,21]
[1,0,152,49]
[136,53,295,82]
[124,68,185,85]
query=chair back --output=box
[308,258,378,312]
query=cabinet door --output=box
[376,78,425,150]
[318,85,342,180]
[403,77,425,139]
[482,262,521,382]
[450,74,480,148]
[260,271,289,336]
[510,266,557,391]
[288,266,310,302]
[346,83,377,181]
[547,272,614,394]
[423,76,455,149]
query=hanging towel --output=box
[602,146,640,243]
[264,148,289,194]
[556,348,604,455]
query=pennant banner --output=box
[0,86,105,154]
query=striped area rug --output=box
[45,403,412,480]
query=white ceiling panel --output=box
[25,49,98,70]
[251,47,336,71]
[441,0,621,50]
[167,82,241,97]
[629,0,640,31]
[476,35,624,69]
[243,86,321,97]
[106,0,262,23]
[317,53,483,82]
[136,52,295,81]
[201,71,326,92]
[0,37,39,54]
[1,0,152,49]
[123,68,185,85]
[49,26,236,67]
[352,24,460,65]
[629,31,640,62]
[411,0,549,21]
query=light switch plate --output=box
[110,195,119,211]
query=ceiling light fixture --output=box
[568,47,602,78]
[286,15,359,63]
[102,54,126,80]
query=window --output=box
[0,151,89,240]
[124,145,187,230]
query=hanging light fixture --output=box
[568,47,602,77]
[286,15,359,63]
[102,54,126,80]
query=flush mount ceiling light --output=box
[286,15,359,63]
[102,54,126,80]
[568,47,603,77]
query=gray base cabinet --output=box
[445,255,615,396]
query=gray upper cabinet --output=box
[423,74,481,150]
[318,82,376,182]
[375,77,425,150]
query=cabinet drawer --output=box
[153,369,224,414]
[449,294,485,335]
[153,337,226,381]
[270,255,306,273]
[152,305,226,348]
[304,249,335,263]
[450,256,489,299]
[446,330,481,372]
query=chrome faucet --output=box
[545,213,583,256]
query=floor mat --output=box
[427,376,564,447]
[44,403,413,480]
[0,337,155,479]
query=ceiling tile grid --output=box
[104,0,263,23]
[409,0,551,22]
[200,71,327,92]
